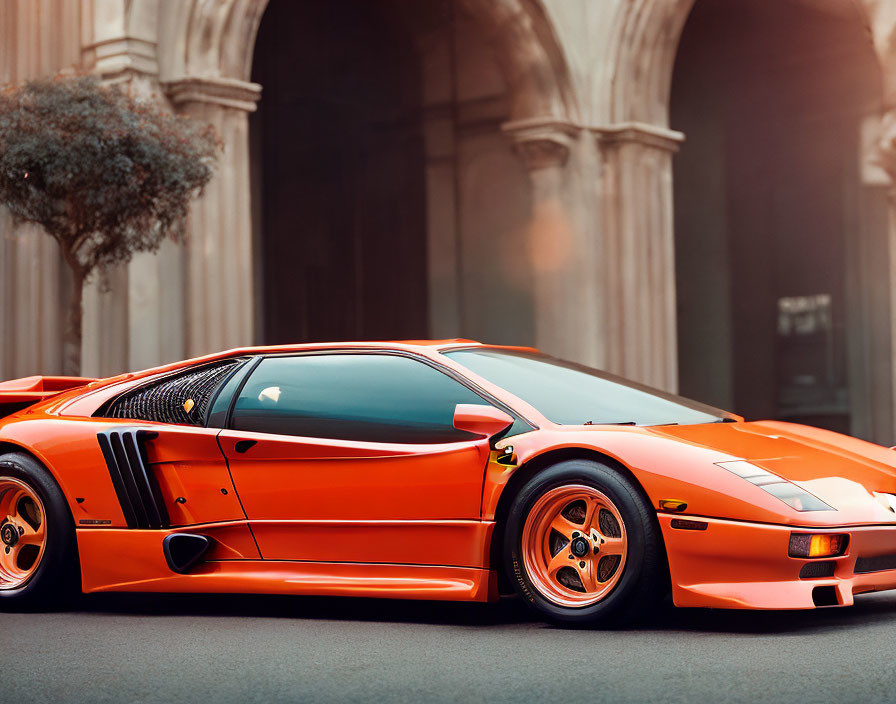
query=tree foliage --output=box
[0,75,220,373]
[0,75,219,277]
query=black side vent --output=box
[103,359,242,426]
[854,554,896,574]
[163,533,212,574]
[97,429,170,529]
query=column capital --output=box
[165,76,262,113]
[592,121,685,153]
[83,37,159,84]
[502,117,580,170]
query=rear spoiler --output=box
[0,375,95,418]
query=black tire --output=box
[504,459,665,626]
[0,452,79,609]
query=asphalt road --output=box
[2,590,896,704]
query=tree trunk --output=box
[62,268,84,376]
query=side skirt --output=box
[76,525,497,602]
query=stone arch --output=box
[602,0,885,129]
[457,0,577,121]
[160,0,576,122]
[155,0,267,83]
[602,0,695,127]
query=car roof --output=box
[90,339,538,386]
[197,338,481,359]
[141,339,540,372]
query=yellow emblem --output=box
[183,398,195,413]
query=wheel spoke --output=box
[15,499,43,545]
[18,521,44,547]
[601,536,626,556]
[549,513,579,539]
[0,487,22,518]
[546,548,571,579]
[581,497,599,532]
[575,559,598,593]
[0,544,19,578]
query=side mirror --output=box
[453,404,514,438]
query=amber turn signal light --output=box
[789,533,849,559]
[659,499,688,512]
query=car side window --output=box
[229,353,494,444]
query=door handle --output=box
[234,440,257,454]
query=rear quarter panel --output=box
[0,414,133,527]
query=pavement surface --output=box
[2,590,896,704]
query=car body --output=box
[2,339,896,622]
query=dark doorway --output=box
[671,0,891,442]
[251,0,428,344]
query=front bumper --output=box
[659,513,896,609]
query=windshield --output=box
[444,348,733,427]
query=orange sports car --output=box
[2,340,896,624]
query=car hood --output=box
[648,420,896,517]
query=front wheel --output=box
[504,459,665,625]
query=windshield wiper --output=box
[584,420,637,426]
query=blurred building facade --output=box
[3,0,896,443]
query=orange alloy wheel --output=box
[521,484,628,607]
[0,478,47,589]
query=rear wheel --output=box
[505,459,665,625]
[0,452,78,608]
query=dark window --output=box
[103,359,245,426]
[206,357,258,428]
[230,353,494,443]
[444,348,732,427]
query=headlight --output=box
[716,460,834,512]
[873,491,896,513]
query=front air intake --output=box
[854,554,896,574]
[811,585,839,607]
[799,561,835,579]
[97,429,170,529]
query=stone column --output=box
[874,108,896,441]
[594,122,684,392]
[0,216,64,378]
[166,77,262,357]
[81,0,162,376]
[502,118,597,363]
[0,0,81,378]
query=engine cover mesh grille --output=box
[105,359,241,425]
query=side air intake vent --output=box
[163,533,212,574]
[103,359,243,426]
[97,429,170,529]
